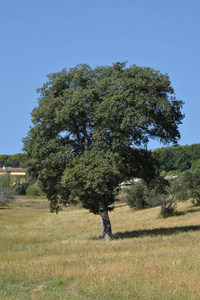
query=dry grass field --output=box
[1,197,200,299]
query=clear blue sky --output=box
[0,0,199,154]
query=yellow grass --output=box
[1,198,200,299]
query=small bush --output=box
[15,181,30,195]
[159,196,177,218]
[126,177,182,218]
[26,183,43,198]
[160,206,176,218]
[159,197,184,218]
[126,182,150,210]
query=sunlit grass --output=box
[1,198,200,299]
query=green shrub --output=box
[126,177,181,218]
[15,181,30,195]
[159,195,177,218]
[26,183,43,198]
[0,174,14,206]
[177,170,200,205]
[126,181,150,210]
[159,196,184,218]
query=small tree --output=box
[177,170,200,205]
[148,177,184,218]
[158,179,180,218]
[0,174,14,207]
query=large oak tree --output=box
[23,62,184,240]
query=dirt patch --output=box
[116,193,127,203]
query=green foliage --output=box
[0,153,23,168]
[22,62,183,220]
[191,158,200,171]
[126,179,165,210]
[26,183,43,198]
[0,174,14,206]
[0,173,11,187]
[155,143,200,174]
[126,177,183,218]
[160,204,177,218]
[6,153,23,167]
[157,179,178,217]
[15,181,30,195]
[0,155,8,167]
[126,181,149,209]
[177,170,200,205]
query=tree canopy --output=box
[176,170,200,205]
[22,62,184,239]
[155,143,200,174]
[0,153,23,168]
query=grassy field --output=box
[1,197,200,299]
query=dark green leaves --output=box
[23,62,184,214]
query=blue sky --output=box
[0,0,199,154]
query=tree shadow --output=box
[186,208,200,214]
[112,225,200,240]
[0,206,10,210]
[114,203,127,209]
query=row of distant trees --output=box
[0,154,23,168]
[155,143,200,174]
[2,143,200,173]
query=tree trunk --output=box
[99,195,112,240]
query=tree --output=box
[177,170,200,205]
[22,62,184,240]
[6,153,23,168]
[0,174,14,207]
[0,155,8,167]
[0,153,23,168]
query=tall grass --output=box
[1,198,200,299]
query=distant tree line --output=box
[0,154,23,168]
[2,144,200,218]
[155,143,200,175]
[1,143,200,172]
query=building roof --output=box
[0,167,26,172]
